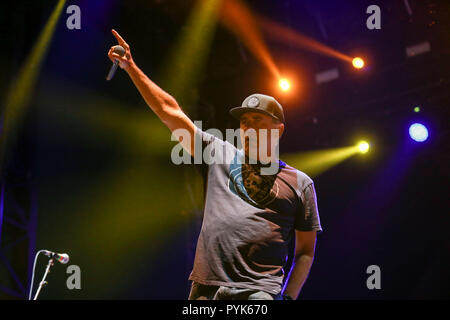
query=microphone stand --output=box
[33,257,55,300]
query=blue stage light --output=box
[409,123,429,142]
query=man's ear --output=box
[278,123,285,138]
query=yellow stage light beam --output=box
[282,146,355,178]
[36,75,178,157]
[0,0,67,172]
[35,76,206,293]
[220,0,281,80]
[282,142,370,178]
[162,0,223,110]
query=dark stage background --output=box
[1,0,449,299]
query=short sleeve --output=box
[294,183,323,233]
[195,128,217,146]
[194,127,236,165]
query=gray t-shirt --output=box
[189,129,322,295]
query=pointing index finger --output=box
[111,29,128,47]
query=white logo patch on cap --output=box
[247,96,259,108]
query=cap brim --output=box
[229,107,281,122]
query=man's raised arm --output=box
[107,29,196,155]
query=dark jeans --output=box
[188,281,278,300]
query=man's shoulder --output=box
[279,160,313,189]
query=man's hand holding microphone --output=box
[106,29,134,80]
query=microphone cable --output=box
[28,249,46,300]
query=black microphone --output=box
[42,250,70,264]
[106,45,126,81]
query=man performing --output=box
[107,29,322,300]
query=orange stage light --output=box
[352,57,365,69]
[279,78,290,91]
